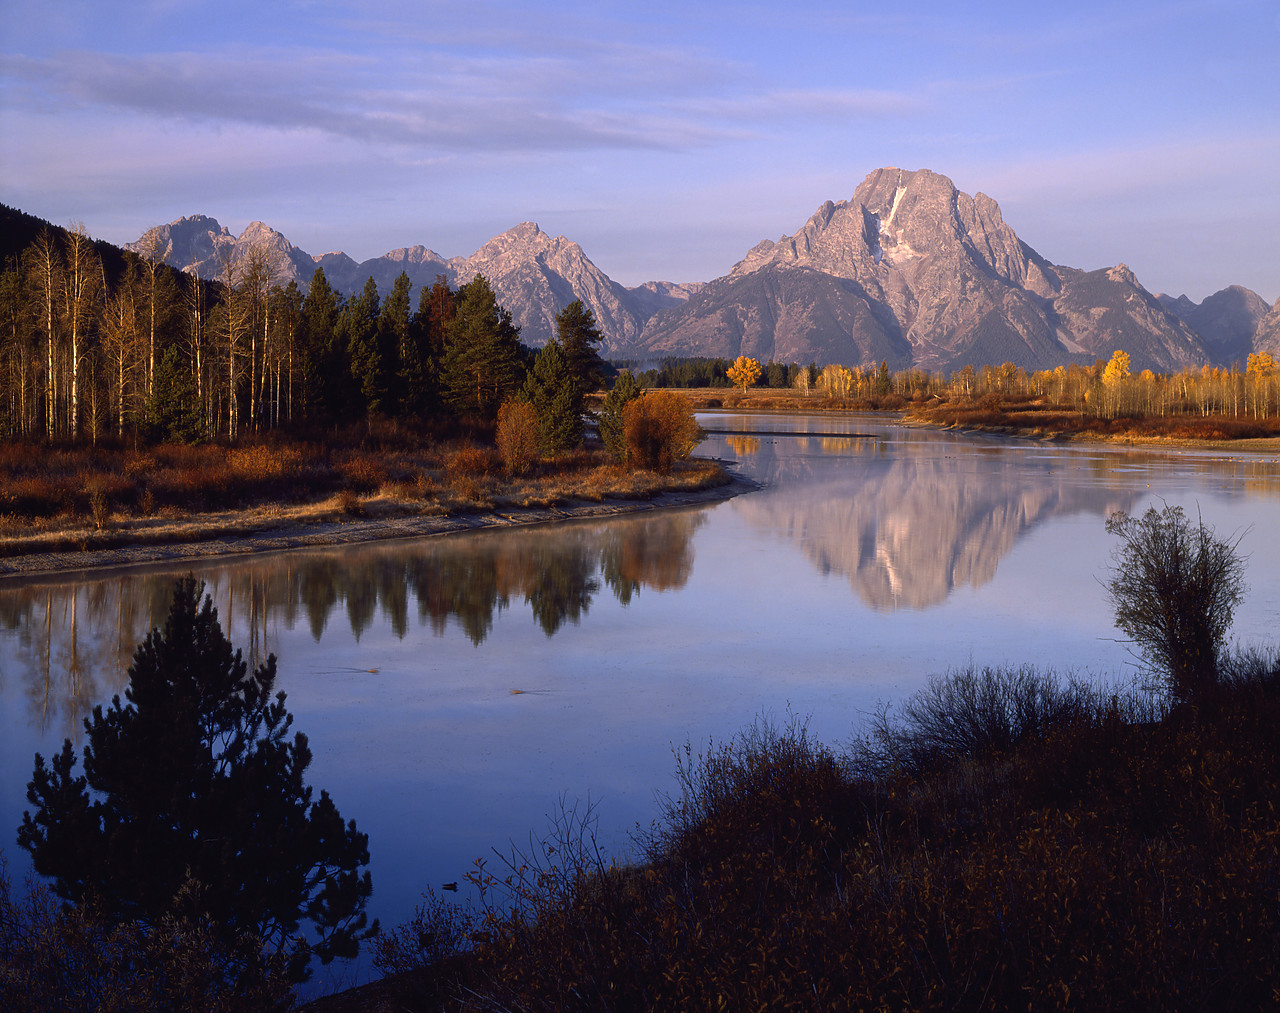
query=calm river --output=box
[3,413,1279,991]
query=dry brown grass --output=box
[908,397,1280,444]
[0,432,731,562]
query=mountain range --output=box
[130,168,1279,373]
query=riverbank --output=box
[903,396,1280,451]
[0,461,749,582]
[300,656,1280,1013]
[901,416,1280,454]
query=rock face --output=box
[447,222,645,349]
[638,168,1209,372]
[1254,299,1280,357]
[1159,285,1272,365]
[129,218,674,354]
[129,172,1272,369]
[130,215,236,277]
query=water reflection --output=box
[708,421,1280,612]
[0,510,704,736]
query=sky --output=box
[2,0,1278,302]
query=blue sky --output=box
[2,0,1277,302]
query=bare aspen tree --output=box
[27,229,62,436]
[62,223,101,438]
[137,231,167,400]
[185,266,207,432]
[101,261,144,437]
[270,280,303,425]
[241,244,273,431]
[218,247,244,439]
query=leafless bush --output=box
[1106,504,1248,703]
[646,712,846,860]
[86,478,110,530]
[861,665,1106,778]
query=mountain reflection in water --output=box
[713,422,1280,612]
[0,510,704,738]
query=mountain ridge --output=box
[127,169,1277,371]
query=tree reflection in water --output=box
[0,510,705,733]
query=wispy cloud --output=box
[2,38,925,157]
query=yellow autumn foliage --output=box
[726,355,762,392]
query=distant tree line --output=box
[626,351,1280,421]
[0,218,608,446]
[613,356,819,391]
[948,352,1279,420]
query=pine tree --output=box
[523,337,581,453]
[18,577,376,981]
[555,299,605,402]
[380,271,411,415]
[401,275,455,420]
[299,268,343,422]
[599,369,642,460]
[343,277,384,416]
[440,275,524,421]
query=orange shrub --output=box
[622,391,704,472]
[444,445,496,481]
[495,398,540,476]
[228,444,305,479]
[336,454,388,493]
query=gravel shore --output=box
[0,477,757,584]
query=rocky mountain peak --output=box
[1106,264,1139,287]
[473,221,547,257]
[1256,298,1280,356]
[382,245,448,266]
[642,166,1212,372]
[1160,284,1274,362]
[129,214,235,270]
[125,167,1266,371]
[727,167,1035,293]
[450,223,646,348]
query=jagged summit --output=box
[126,169,1272,369]
[642,167,1207,372]
[129,216,667,352]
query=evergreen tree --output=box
[143,344,202,443]
[523,337,581,453]
[440,275,524,422]
[599,369,643,460]
[416,275,455,361]
[342,277,384,416]
[18,578,376,981]
[555,299,605,402]
[380,271,412,415]
[401,275,455,420]
[299,268,343,422]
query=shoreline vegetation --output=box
[353,654,1280,1013]
[903,392,1280,448]
[668,387,1280,449]
[7,382,1280,579]
[633,349,1280,450]
[0,423,738,580]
